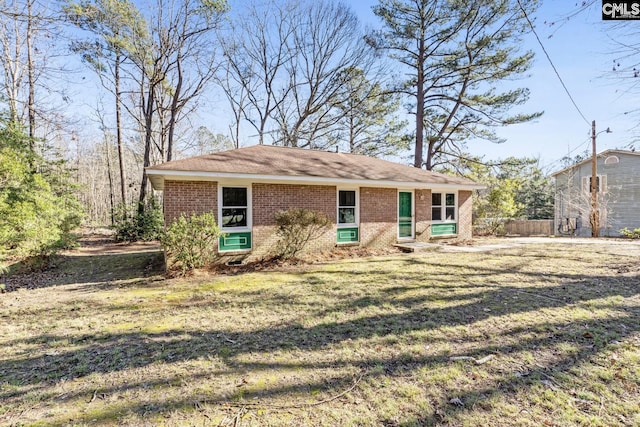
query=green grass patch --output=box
[1,240,639,425]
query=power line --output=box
[541,135,591,173]
[517,0,591,126]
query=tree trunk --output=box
[104,138,115,226]
[26,0,35,152]
[425,139,435,170]
[166,58,182,162]
[115,52,127,214]
[415,33,425,169]
[138,77,155,215]
[3,1,21,125]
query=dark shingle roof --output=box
[147,145,481,190]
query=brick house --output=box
[147,145,482,261]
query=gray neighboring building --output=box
[552,150,640,237]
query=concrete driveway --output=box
[438,236,640,253]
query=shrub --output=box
[0,125,83,264]
[619,227,640,239]
[114,198,164,242]
[162,212,221,274]
[273,208,332,259]
[473,218,507,236]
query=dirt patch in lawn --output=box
[1,227,164,292]
[70,227,162,255]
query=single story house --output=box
[147,145,483,261]
[552,149,640,237]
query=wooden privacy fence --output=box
[504,220,554,236]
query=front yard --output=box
[1,239,639,426]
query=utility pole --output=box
[590,120,599,237]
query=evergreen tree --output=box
[0,122,83,259]
[329,67,409,157]
[371,0,542,169]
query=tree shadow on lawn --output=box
[2,261,639,424]
[2,250,165,292]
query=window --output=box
[604,155,619,165]
[221,187,248,228]
[218,186,252,251]
[432,192,456,221]
[337,189,359,243]
[582,175,606,193]
[338,190,357,225]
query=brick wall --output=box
[163,180,217,225]
[415,189,432,242]
[161,181,475,263]
[252,183,336,225]
[360,187,397,247]
[251,183,337,259]
[458,190,473,240]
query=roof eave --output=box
[551,149,640,177]
[146,169,485,191]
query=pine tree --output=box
[371,0,542,169]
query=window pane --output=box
[339,190,356,207]
[222,208,247,227]
[338,207,356,224]
[446,193,455,206]
[432,207,442,221]
[223,187,247,207]
[432,193,441,206]
[446,207,455,220]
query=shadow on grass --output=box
[2,245,639,424]
[2,249,165,292]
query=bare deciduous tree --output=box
[1,0,70,153]
[218,0,298,146]
[218,0,383,150]
[64,0,148,212]
[131,0,227,211]
[274,0,377,148]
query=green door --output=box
[398,191,413,239]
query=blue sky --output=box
[353,1,637,172]
[68,1,636,173]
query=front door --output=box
[398,191,414,239]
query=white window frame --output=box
[337,188,359,228]
[581,175,607,194]
[604,156,619,165]
[218,184,252,233]
[431,191,457,223]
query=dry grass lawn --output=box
[1,237,639,426]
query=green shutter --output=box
[337,227,359,243]
[219,232,252,251]
[431,223,457,236]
